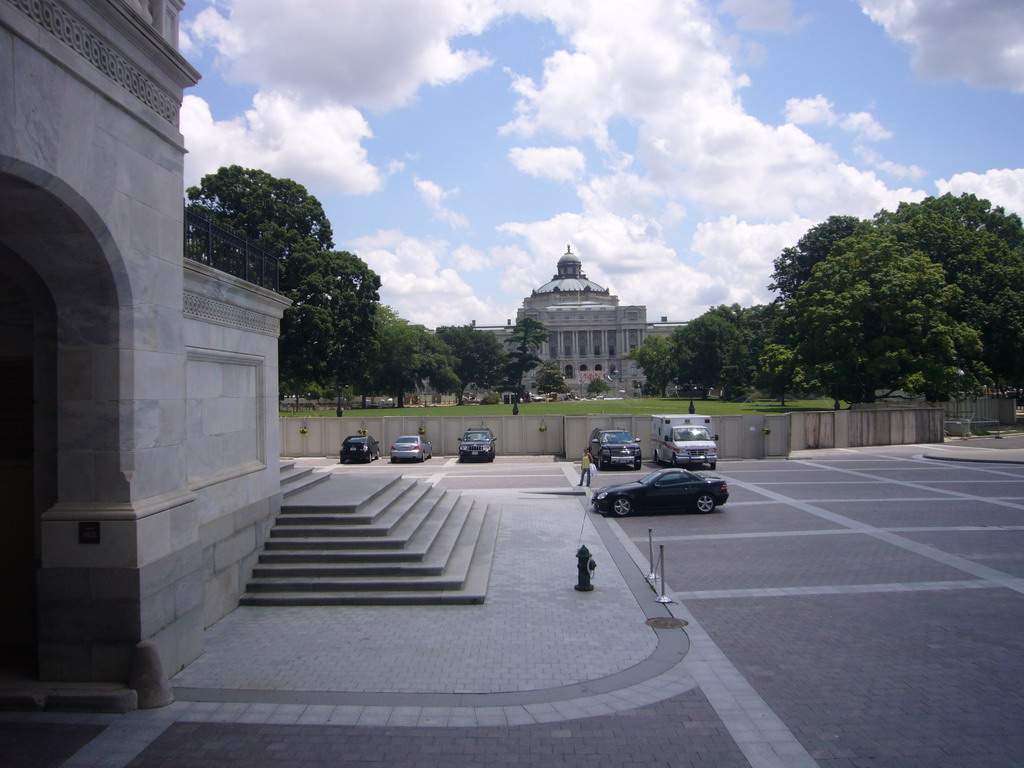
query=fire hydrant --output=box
[575,545,596,591]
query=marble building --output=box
[480,246,683,395]
[1,0,289,689]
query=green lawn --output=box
[281,397,843,418]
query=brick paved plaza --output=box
[2,442,1023,767]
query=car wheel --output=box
[390,458,396,463]
[695,493,716,513]
[708,462,716,470]
[633,457,642,470]
[611,496,633,517]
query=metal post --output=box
[656,544,674,604]
[647,528,657,580]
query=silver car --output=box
[389,435,433,462]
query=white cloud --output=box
[184,0,500,111]
[855,146,924,181]
[181,93,382,194]
[859,0,1024,92]
[414,178,469,229]
[347,230,509,327]
[783,94,836,126]
[451,244,490,271]
[508,146,586,181]
[717,0,802,32]
[691,216,814,305]
[784,96,891,140]
[935,168,1024,217]
[500,3,920,228]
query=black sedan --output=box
[340,434,380,463]
[592,468,728,517]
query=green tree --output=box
[503,317,549,398]
[872,193,1024,390]
[670,312,746,400]
[280,246,381,412]
[770,215,862,302]
[366,308,458,407]
[534,361,571,395]
[586,378,612,396]
[435,325,509,405]
[791,230,984,403]
[758,343,802,405]
[625,335,675,396]
[186,165,334,256]
[187,166,380,410]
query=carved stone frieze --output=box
[183,292,281,336]
[6,0,180,124]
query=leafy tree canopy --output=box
[186,165,333,257]
[435,325,509,404]
[534,361,571,395]
[770,215,862,302]
[670,312,747,400]
[186,166,379,404]
[503,317,549,394]
[625,335,674,397]
[791,230,984,402]
[366,307,458,406]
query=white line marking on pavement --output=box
[607,522,820,768]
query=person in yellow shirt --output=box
[578,448,593,487]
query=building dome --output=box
[534,245,608,295]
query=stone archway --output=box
[0,166,128,680]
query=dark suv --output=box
[589,428,642,470]
[458,428,496,462]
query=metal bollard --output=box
[655,544,674,604]
[647,528,657,580]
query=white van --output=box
[650,414,718,470]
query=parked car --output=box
[458,428,496,462]
[340,434,380,463]
[589,428,642,470]
[592,468,729,517]
[389,435,433,462]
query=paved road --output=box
[2,442,1023,767]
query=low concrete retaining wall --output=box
[281,407,944,460]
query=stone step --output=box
[251,495,474,577]
[274,477,424,528]
[260,486,457,560]
[282,474,406,514]
[278,461,331,498]
[240,503,500,606]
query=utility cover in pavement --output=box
[645,617,688,629]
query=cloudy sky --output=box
[179,0,1024,329]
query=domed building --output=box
[480,245,682,396]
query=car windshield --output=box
[396,436,418,444]
[601,432,633,444]
[638,470,695,486]
[672,427,711,441]
[464,432,489,441]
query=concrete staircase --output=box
[240,469,500,606]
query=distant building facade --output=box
[479,246,683,396]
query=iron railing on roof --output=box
[184,209,280,292]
